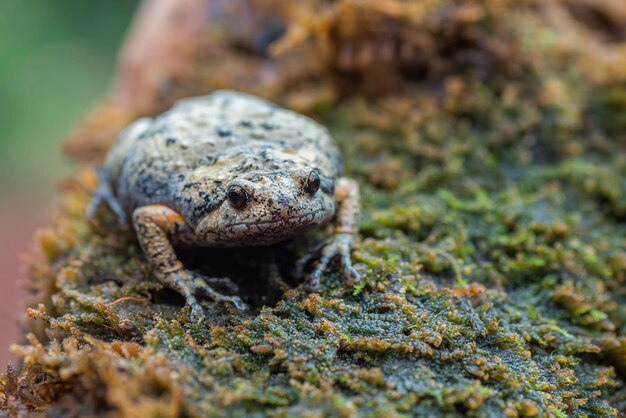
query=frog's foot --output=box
[87,168,128,228]
[297,234,360,292]
[164,270,248,320]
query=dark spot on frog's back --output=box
[183,181,202,190]
[260,122,276,131]
[192,195,220,219]
[139,176,171,199]
[215,127,231,137]
[166,137,177,146]
[240,120,253,128]
[201,155,217,165]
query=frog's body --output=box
[89,91,360,317]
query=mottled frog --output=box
[89,91,359,317]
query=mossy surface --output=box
[3,1,626,417]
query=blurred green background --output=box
[0,0,140,364]
[0,1,140,192]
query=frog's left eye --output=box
[227,185,250,209]
[304,171,321,195]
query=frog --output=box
[88,91,360,318]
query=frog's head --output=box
[196,168,335,246]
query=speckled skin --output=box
[89,91,360,317]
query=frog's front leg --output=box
[300,177,360,290]
[87,168,128,228]
[132,205,248,319]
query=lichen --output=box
[3,0,626,416]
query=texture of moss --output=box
[2,1,626,416]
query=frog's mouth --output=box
[226,209,327,230]
[219,208,331,246]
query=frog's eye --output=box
[227,185,249,209]
[304,170,321,195]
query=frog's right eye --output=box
[304,170,321,195]
[227,185,250,209]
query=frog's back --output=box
[162,91,337,156]
[108,91,342,213]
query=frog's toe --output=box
[190,276,248,311]
[313,244,341,289]
[226,295,249,312]
[342,263,360,287]
[340,245,360,287]
[302,234,358,291]
[188,302,206,322]
[305,258,330,292]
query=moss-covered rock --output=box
[3,1,626,416]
